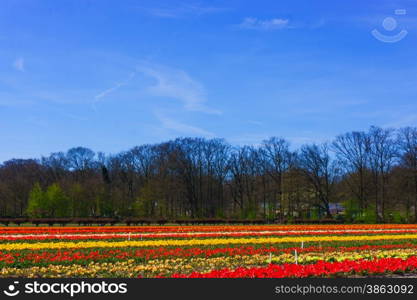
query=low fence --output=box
[0,217,343,226]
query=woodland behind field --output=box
[1,126,417,223]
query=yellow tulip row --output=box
[1,234,417,250]
[0,256,267,278]
[270,249,417,264]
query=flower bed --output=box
[1,224,417,277]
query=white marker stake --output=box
[301,241,304,249]
[128,232,131,241]
[269,252,272,264]
[294,250,298,265]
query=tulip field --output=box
[1,224,417,278]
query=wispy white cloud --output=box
[94,83,125,100]
[91,61,221,116]
[138,63,221,114]
[143,3,227,18]
[238,17,290,30]
[94,72,135,102]
[156,113,215,137]
[13,57,25,72]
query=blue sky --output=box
[1,0,417,162]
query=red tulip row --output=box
[166,256,417,278]
[1,224,417,234]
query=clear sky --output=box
[1,0,417,162]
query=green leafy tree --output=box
[357,204,377,223]
[46,183,70,217]
[133,181,163,217]
[27,183,70,217]
[343,199,362,222]
[26,183,46,217]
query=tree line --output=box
[0,125,416,223]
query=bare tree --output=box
[368,126,398,221]
[228,146,260,217]
[332,131,370,210]
[259,137,293,220]
[66,147,96,172]
[298,143,339,217]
